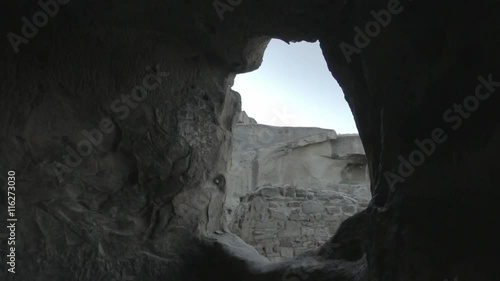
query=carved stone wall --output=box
[230,185,369,261]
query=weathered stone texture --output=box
[2,0,500,280]
[229,185,367,260]
[225,123,370,211]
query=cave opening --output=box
[226,39,371,261]
[232,39,357,133]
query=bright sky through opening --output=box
[232,39,358,134]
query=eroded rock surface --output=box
[226,121,369,210]
[230,185,369,261]
[1,0,499,280]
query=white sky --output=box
[232,39,358,134]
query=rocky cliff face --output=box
[226,122,369,211]
[225,120,371,262]
[1,1,500,281]
[1,5,243,278]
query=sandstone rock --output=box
[237,111,257,125]
[269,209,287,220]
[280,247,295,258]
[254,221,277,230]
[249,197,267,221]
[264,242,280,257]
[341,205,357,214]
[301,226,315,237]
[285,221,301,233]
[225,124,370,210]
[277,222,301,238]
[266,197,292,203]
[313,214,323,221]
[315,227,330,239]
[302,201,325,214]
[328,224,340,235]
[322,214,339,222]
[268,257,282,262]
[296,188,315,198]
[289,214,309,221]
[283,187,296,198]
[280,238,293,247]
[278,230,300,238]
[254,232,276,241]
[326,206,341,214]
[268,202,279,208]
[258,186,281,197]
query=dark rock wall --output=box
[1,0,500,280]
[320,1,500,280]
[1,5,241,279]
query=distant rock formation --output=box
[225,116,371,260]
[238,111,258,125]
[226,120,370,212]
